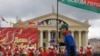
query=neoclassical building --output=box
[14,9,90,49]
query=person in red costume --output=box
[48,46,55,56]
[19,48,24,56]
[43,47,48,56]
[14,46,19,56]
[5,45,12,56]
[85,43,93,56]
[39,47,44,56]
[79,47,84,56]
[27,49,34,56]
[3,46,6,56]
[0,45,4,56]
[27,44,34,56]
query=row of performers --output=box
[0,45,59,56]
[78,43,93,56]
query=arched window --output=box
[41,18,68,26]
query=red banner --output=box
[0,27,38,45]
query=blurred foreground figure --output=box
[60,24,76,56]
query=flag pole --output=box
[57,0,60,51]
[57,0,61,55]
[57,0,59,35]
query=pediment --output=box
[24,12,90,27]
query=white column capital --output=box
[78,31,82,33]
[40,30,43,32]
[85,31,89,33]
[48,30,51,32]
[71,31,74,32]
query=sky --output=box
[0,0,100,39]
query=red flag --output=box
[18,20,24,25]
[28,21,35,25]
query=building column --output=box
[40,30,43,47]
[71,31,74,38]
[48,30,51,47]
[79,31,82,48]
[85,31,88,46]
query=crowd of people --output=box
[0,45,59,56]
[0,43,95,56]
[78,43,93,56]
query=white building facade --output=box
[14,11,90,49]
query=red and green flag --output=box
[58,0,100,13]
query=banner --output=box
[0,28,38,45]
[59,0,100,13]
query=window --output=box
[43,31,46,39]
[43,43,46,47]
[59,32,61,38]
